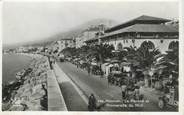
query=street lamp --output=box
[149,68,154,88]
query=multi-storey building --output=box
[55,38,75,52]
[75,25,106,48]
[85,15,178,53]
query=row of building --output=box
[53,15,179,54]
[51,24,106,53]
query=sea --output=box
[2,54,32,84]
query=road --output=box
[57,61,177,111]
[53,63,87,111]
[59,82,87,111]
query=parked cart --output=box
[158,86,178,109]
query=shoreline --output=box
[3,53,33,85]
[2,53,51,111]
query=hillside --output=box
[28,18,118,46]
[46,18,118,42]
[3,18,118,49]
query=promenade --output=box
[47,70,67,111]
[53,63,87,111]
[55,61,177,111]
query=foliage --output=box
[61,43,114,63]
[61,47,77,57]
[60,41,178,86]
[136,47,161,69]
[157,48,178,81]
[87,44,114,63]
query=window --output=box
[136,34,141,38]
[165,35,169,38]
[155,34,159,38]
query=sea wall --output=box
[47,69,68,111]
[2,54,50,111]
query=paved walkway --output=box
[47,70,67,111]
[58,62,136,111]
[53,63,88,111]
[59,82,87,111]
[58,62,122,100]
[57,62,177,111]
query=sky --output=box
[3,1,179,45]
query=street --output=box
[57,61,177,111]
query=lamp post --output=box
[149,68,154,88]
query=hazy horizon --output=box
[3,1,178,46]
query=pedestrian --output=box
[88,93,97,111]
[134,85,140,100]
[53,57,56,64]
[88,65,91,75]
[107,75,111,85]
[121,83,127,100]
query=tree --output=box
[79,45,90,59]
[61,47,77,57]
[136,48,161,68]
[87,44,114,64]
[123,46,137,61]
[133,47,161,87]
[157,47,178,86]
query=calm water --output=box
[2,54,32,84]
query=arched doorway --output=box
[168,41,178,50]
[140,41,155,49]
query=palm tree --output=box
[87,44,114,64]
[61,47,77,57]
[135,47,161,87]
[123,46,137,61]
[77,45,90,59]
[156,48,178,86]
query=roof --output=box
[134,15,170,21]
[105,15,171,33]
[101,24,178,38]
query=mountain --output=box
[4,18,118,49]
[31,18,118,46]
[46,18,118,43]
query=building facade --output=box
[53,38,76,54]
[75,25,106,48]
[85,15,179,53]
[75,30,98,48]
